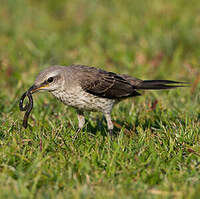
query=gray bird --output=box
[27,65,187,136]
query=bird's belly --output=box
[51,89,115,113]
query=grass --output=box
[0,0,200,198]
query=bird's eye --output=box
[47,77,54,83]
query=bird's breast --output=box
[51,87,115,113]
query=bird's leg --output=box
[77,110,85,130]
[73,110,85,141]
[105,113,115,136]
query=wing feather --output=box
[78,67,141,99]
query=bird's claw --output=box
[72,128,82,142]
[108,129,116,137]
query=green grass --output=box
[0,0,200,198]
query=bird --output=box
[27,65,187,136]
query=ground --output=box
[0,0,200,198]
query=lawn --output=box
[0,0,200,198]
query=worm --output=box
[19,91,33,128]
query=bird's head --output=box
[28,66,66,94]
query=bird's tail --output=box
[135,80,189,90]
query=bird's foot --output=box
[108,129,116,137]
[72,128,82,142]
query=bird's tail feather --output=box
[136,80,189,90]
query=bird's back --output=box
[66,65,141,99]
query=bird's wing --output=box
[79,67,141,99]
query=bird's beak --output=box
[28,84,48,94]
